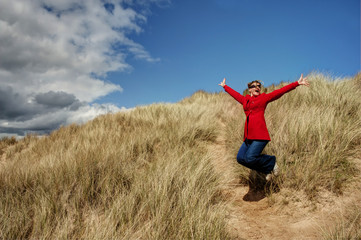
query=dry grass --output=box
[0,136,17,156]
[321,203,361,240]
[0,73,360,239]
[0,92,233,239]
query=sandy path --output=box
[226,187,322,240]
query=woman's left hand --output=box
[298,73,310,86]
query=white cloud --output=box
[0,0,165,137]
[65,103,130,125]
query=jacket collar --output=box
[247,93,263,98]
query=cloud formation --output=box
[35,91,78,108]
[0,0,166,137]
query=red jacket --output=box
[224,81,299,141]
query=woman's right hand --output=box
[218,78,226,87]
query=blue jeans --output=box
[237,139,276,174]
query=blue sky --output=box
[0,0,359,137]
[99,0,360,108]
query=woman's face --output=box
[249,83,261,96]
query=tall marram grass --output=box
[0,73,360,239]
[0,93,237,239]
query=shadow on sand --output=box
[242,170,280,202]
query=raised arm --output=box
[266,74,309,103]
[219,78,246,105]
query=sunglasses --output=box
[249,84,261,89]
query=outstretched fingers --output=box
[218,78,226,87]
[298,74,310,87]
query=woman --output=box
[219,74,309,180]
